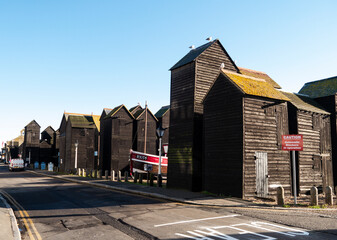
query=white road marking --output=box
[154,214,239,227]
[175,221,310,240]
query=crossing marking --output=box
[0,190,42,240]
[154,214,239,227]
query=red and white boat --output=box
[130,150,168,176]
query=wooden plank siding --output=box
[168,62,196,190]
[110,107,134,173]
[23,120,41,164]
[203,73,243,197]
[314,94,337,187]
[100,117,112,172]
[243,97,291,199]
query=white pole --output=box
[292,150,297,204]
[158,137,162,175]
[75,142,78,169]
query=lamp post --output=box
[156,126,166,187]
[74,140,79,170]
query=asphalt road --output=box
[0,164,336,240]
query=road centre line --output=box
[0,190,42,240]
[154,214,239,227]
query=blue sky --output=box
[1,0,336,145]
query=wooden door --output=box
[255,152,268,197]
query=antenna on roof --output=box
[220,63,225,69]
[189,45,195,50]
[206,37,212,42]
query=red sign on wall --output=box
[282,135,303,151]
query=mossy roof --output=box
[281,92,330,115]
[221,70,289,101]
[155,105,170,118]
[238,67,281,89]
[298,76,337,98]
[104,104,134,120]
[66,113,100,130]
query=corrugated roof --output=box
[221,70,289,101]
[155,105,170,118]
[281,92,329,115]
[170,41,214,70]
[298,76,337,98]
[238,67,281,89]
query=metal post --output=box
[29,149,31,165]
[74,141,78,169]
[292,150,297,204]
[158,137,162,187]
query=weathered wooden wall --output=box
[110,108,134,172]
[315,95,337,187]
[203,74,244,197]
[100,117,112,172]
[243,97,291,199]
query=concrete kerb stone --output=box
[25,170,325,211]
[0,194,21,240]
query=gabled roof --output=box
[298,76,337,98]
[133,108,158,122]
[220,70,289,101]
[25,120,41,128]
[155,105,170,118]
[238,67,281,89]
[281,92,329,115]
[104,104,134,120]
[42,126,55,134]
[129,105,142,115]
[99,108,113,120]
[170,39,239,72]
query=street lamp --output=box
[156,125,166,187]
[74,140,79,170]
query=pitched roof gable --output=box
[170,39,239,72]
[221,70,289,101]
[25,120,41,128]
[155,105,170,118]
[129,105,143,115]
[238,67,281,89]
[299,76,337,98]
[68,115,100,129]
[281,92,329,115]
[133,108,158,122]
[104,104,134,120]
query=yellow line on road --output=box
[0,190,42,240]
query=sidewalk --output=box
[0,193,20,240]
[28,169,276,208]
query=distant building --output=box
[23,120,41,164]
[155,105,170,155]
[132,106,158,155]
[59,113,100,172]
[99,105,134,173]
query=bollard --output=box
[276,186,285,206]
[118,171,122,182]
[325,186,334,205]
[124,171,129,182]
[139,173,143,184]
[158,174,162,188]
[78,168,82,176]
[150,173,154,186]
[83,169,87,177]
[92,169,96,178]
[97,169,101,179]
[105,170,109,180]
[87,169,91,178]
[134,172,138,183]
[310,187,318,206]
[112,170,116,181]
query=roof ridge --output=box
[221,69,267,83]
[304,75,337,85]
[238,67,267,75]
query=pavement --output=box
[1,167,336,240]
